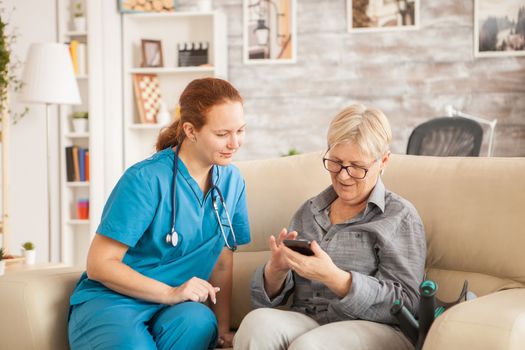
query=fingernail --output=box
[213,298,216,304]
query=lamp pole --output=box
[45,103,53,261]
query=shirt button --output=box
[324,237,331,242]
[315,292,321,297]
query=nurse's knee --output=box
[156,302,217,337]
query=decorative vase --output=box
[73,17,86,32]
[156,102,172,126]
[72,118,88,133]
[23,250,36,265]
[0,260,5,275]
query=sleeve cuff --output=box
[251,264,294,308]
[331,271,375,317]
[96,223,138,248]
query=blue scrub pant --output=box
[68,296,217,350]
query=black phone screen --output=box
[283,239,314,256]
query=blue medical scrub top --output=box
[70,148,251,305]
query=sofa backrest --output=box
[383,154,525,300]
[232,153,525,327]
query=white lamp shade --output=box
[20,43,81,105]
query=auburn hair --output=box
[155,77,243,151]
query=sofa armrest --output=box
[423,288,525,350]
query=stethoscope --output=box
[165,146,238,251]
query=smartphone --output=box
[283,239,314,256]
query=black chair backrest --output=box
[406,117,483,157]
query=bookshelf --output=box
[122,11,227,168]
[57,0,105,266]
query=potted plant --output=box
[71,111,88,133]
[21,241,36,265]
[281,148,301,157]
[72,1,86,32]
[0,247,5,275]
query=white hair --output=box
[327,104,392,159]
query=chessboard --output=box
[132,73,162,124]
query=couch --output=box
[1,153,524,350]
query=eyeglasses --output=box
[322,157,377,180]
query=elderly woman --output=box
[234,104,426,350]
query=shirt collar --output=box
[310,177,386,214]
[367,177,386,213]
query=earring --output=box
[380,169,385,176]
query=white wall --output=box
[5,0,59,262]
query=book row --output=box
[65,146,90,182]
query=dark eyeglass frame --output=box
[322,150,378,180]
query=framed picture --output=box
[475,0,525,57]
[119,0,175,13]
[347,0,419,32]
[243,0,297,64]
[132,74,162,124]
[141,39,164,67]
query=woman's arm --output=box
[209,248,233,347]
[87,234,218,305]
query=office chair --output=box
[406,117,483,157]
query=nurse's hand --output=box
[167,277,220,305]
[217,331,235,348]
[266,228,298,276]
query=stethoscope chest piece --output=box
[165,228,179,247]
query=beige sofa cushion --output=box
[423,288,525,350]
[382,155,525,300]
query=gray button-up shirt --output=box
[251,178,426,325]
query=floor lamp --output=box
[20,43,81,261]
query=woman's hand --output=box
[283,241,352,297]
[263,228,298,298]
[265,228,298,275]
[216,331,235,348]
[165,277,220,305]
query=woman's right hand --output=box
[265,228,298,276]
[165,277,220,305]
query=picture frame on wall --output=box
[132,73,162,124]
[141,39,164,68]
[347,0,419,32]
[475,0,525,57]
[119,0,175,13]
[243,0,297,64]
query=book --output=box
[69,40,79,75]
[85,150,90,181]
[72,146,80,182]
[65,146,75,182]
[78,148,85,182]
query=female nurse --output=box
[68,77,251,349]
